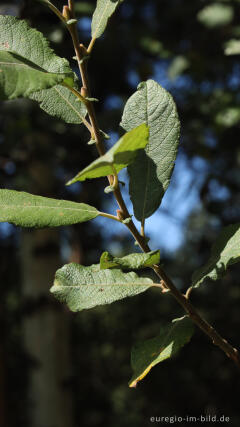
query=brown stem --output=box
[67,5,240,370]
[153,265,240,368]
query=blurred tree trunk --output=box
[21,160,74,427]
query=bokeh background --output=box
[1,0,240,426]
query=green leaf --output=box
[0,15,86,123]
[121,80,180,221]
[0,190,99,228]
[0,15,73,96]
[51,263,155,312]
[91,0,124,39]
[224,39,240,55]
[100,250,160,270]
[0,51,73,100]
[30,78,87,124]
[197,4,233,28]
[67,124,149,185]
[192,223,240,289]
[129,316,194,388]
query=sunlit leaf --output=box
[0,51,73,100]
[51,263,155,311]
[0,190,99,228]
[121,80,180,221]
[91,0,124,39]
[0,15,86,123]
[67,124,149,185]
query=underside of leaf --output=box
[100,250,160,270]
[91,0,124,39]
[0,15,85,123]
[0,50,73,100]
[192,223,240,288]
[51,263,155,311]
[129,316,194,387]
[121,79,180,222]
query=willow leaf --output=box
[0,190,99,228]
[51,263,155,312]
[100,250,160,270]
[129,316,194,388]
[91,0,124,39]
[192,223,240,288]
[0,51,73,100]
[121,80,180,221]
[0,15,86,123]
[30,80,87,124]
[67,124,148,185]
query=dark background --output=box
[0,0,240,426]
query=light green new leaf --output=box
[192,223,240,289]
[121,80,180,221]
[67,124,149,185]
[129,316,194,388]
[0,190,99,228]
[0,51,73,100]
[100,250,160,270]
[51,263,155,311]
[91,0,124,39]
[224,39,240,56]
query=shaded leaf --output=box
[67,124,149,185]
[192,223,240,288]
[0,51,73,100]
[51,263,155,311]
[100,250,160,270]
[30,78,87,124]
[121,80,180,221]
[91,0,124,39]
[0,190,99,228]
[129,316,194,388]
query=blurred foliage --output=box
[1,0,240,426]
